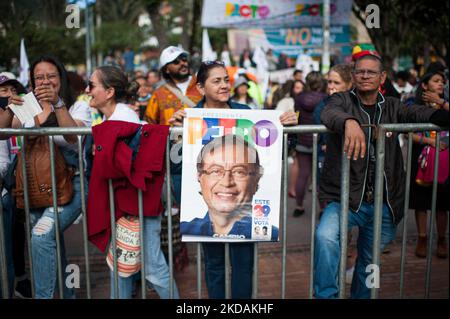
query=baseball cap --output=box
[234,76,249,90]
[159,46,189,68]
[0,74,27,94]
[352,43,381,61]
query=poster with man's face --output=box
[180,108,283,242]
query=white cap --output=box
[0,72,17,80]
[159,46,188,68]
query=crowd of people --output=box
[0,42,448,299]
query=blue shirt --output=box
[180,212,279,241]
[195,99,250,110]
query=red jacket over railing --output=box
[87,120,169,252]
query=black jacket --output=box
[319,89,443,225]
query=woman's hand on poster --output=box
[168,109,186,127]
[279,111,298,126]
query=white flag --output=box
[253,46,269,106]
[202,29,217,62]
[19,39,29,87]
[252,46,268,71]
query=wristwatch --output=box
[53,97,65,109]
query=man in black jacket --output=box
[314,54,449,299]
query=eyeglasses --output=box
[34,73,59,82]
[352,69,381,78]
[171,54,189,65]
[202,60,225,66]
[200,166,258,181]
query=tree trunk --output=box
[146,2,168,50]
[189,0,202,52]
[180,0,193,50]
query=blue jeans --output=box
[171,173,181,206]
[314,201,396,299]
[110,215,179,299]
[202,242,254,299]
[30,175,85,299]
[0,192,15,298]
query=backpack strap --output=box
[163,83,196,108]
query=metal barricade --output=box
[373,124,446,299]
[0,123,446,299]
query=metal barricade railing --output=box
[0,127,90,299]
[0,123,446,299]
[373,123,446,299]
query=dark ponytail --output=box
[97,66,138,103]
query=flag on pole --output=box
[252,46,270,107]
[202,29,217,62]
[19,38,29,87]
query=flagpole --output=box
[322,0,331,74]
[85,0,92,77]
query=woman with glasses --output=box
[0,55,92,298]
[169,60,297,299]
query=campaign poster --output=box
[201,0,353,29]
[180,108,283,242]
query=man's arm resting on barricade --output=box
[344,119,366,161]
[320,93,359,134]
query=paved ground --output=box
[60,179,448,299]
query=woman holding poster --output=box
[169,61,297,299]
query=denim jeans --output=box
[171,173,181,206]
[30,175,85,299]
[110,215,179,299]
[314,201,397,299]
[202,242,254,299]
[0,192,15,298]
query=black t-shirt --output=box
[361,103,377,203]
[361,103,376,123]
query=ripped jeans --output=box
[30,175,85,299]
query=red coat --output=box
[87,120,169,252]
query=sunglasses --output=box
[202,60,225,66]
[171,54,189,65]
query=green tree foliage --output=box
[352,0,449,68]
[0,23,85,69]
[93,21,144,53]
[97,0,144,24]
[0,0,85,69]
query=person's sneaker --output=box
[415,235,427,258]
[14,278,32,299]
[437,237,448,259]
[293,207,305,217]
